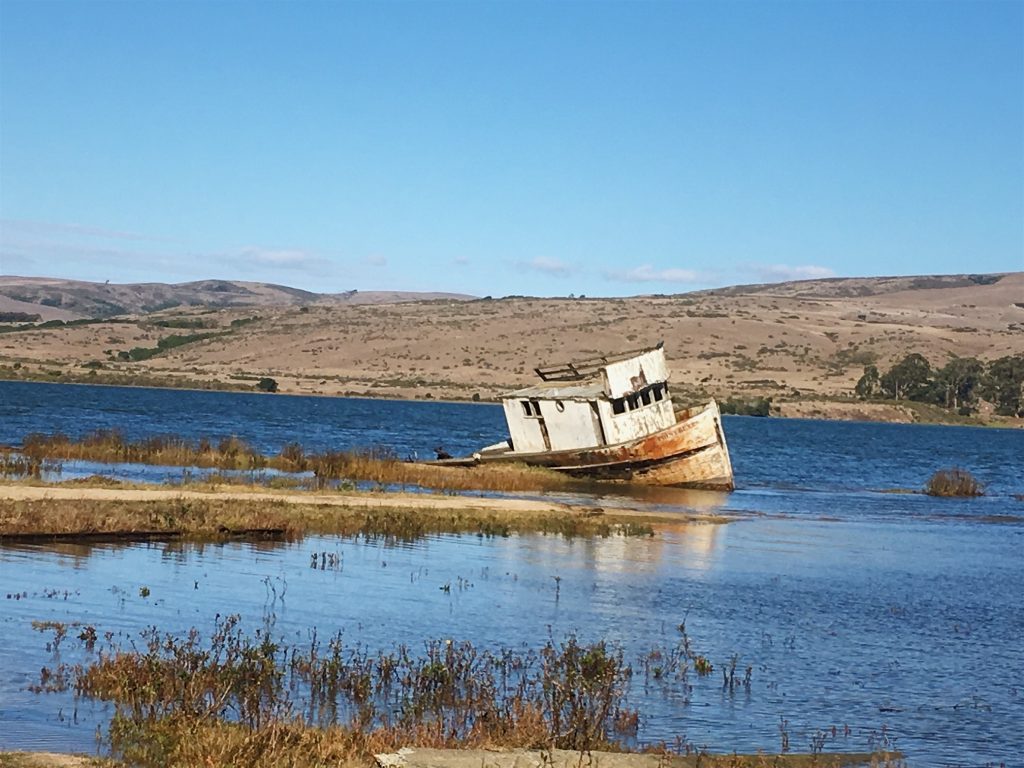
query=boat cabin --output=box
[501,344,675,453]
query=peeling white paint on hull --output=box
[437,401,735,491]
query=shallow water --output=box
[1,382,1022,765]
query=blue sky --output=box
[1,0,1021,296]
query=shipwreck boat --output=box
[434,343,734,490]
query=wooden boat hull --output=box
[440,400,734,490]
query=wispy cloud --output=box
[748,263,836,282]
[0,237,194,280]
[0,218,179,243]
[519,256,573,276]
[604,264,700,284]
[366,254,388,267]
[231,247,329,272]
[0,248,39,275]
[0,217,201,281]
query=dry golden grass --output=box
[16,431,587,493]
[97,719,902,768]
[0,495,659,541]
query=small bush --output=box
[256,377,278,393]
[719,396,772,417]
[925,468,984,497]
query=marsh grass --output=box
[43,616,635,764]
[924,468,985,497]
[32,618,903,768]
[308,449,582,493]
[22,430,267,471]
[18,431,587,493]
[0,453,43,479]
[0,497,655,542]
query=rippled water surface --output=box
[1,382,1022,765]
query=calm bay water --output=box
[1,381,1022,765]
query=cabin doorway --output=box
[589,401,607,446]
[537,417,551,451]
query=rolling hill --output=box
[0,276,474,320]
[1,272,1021,424]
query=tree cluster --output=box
[719,396,772,417]
[854,353,1024,416]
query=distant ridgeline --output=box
[854,353,1024,417]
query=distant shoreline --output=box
[2,373,1020,429]
[0,373,492,407]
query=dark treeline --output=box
[854,353,1024,416]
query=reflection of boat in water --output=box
[433,344,734,490]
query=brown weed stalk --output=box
[17,430,587,493]
[50,617,636,765]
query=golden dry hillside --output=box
[1,272,1021,422]
[0,276,473,320]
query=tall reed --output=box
[17,431,586,493]
[46,616,636,765]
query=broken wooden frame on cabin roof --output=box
[502,344,674,453]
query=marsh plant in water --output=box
[34,615,647,765]
[29,616,906,768]
[924,467,985,497]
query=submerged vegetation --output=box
[924,468,985,498]
[14,430,589,493]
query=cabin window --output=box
[555,401,565,412]
[610,383,669,415]
[610,382,671,416]
[520,399,543,417]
